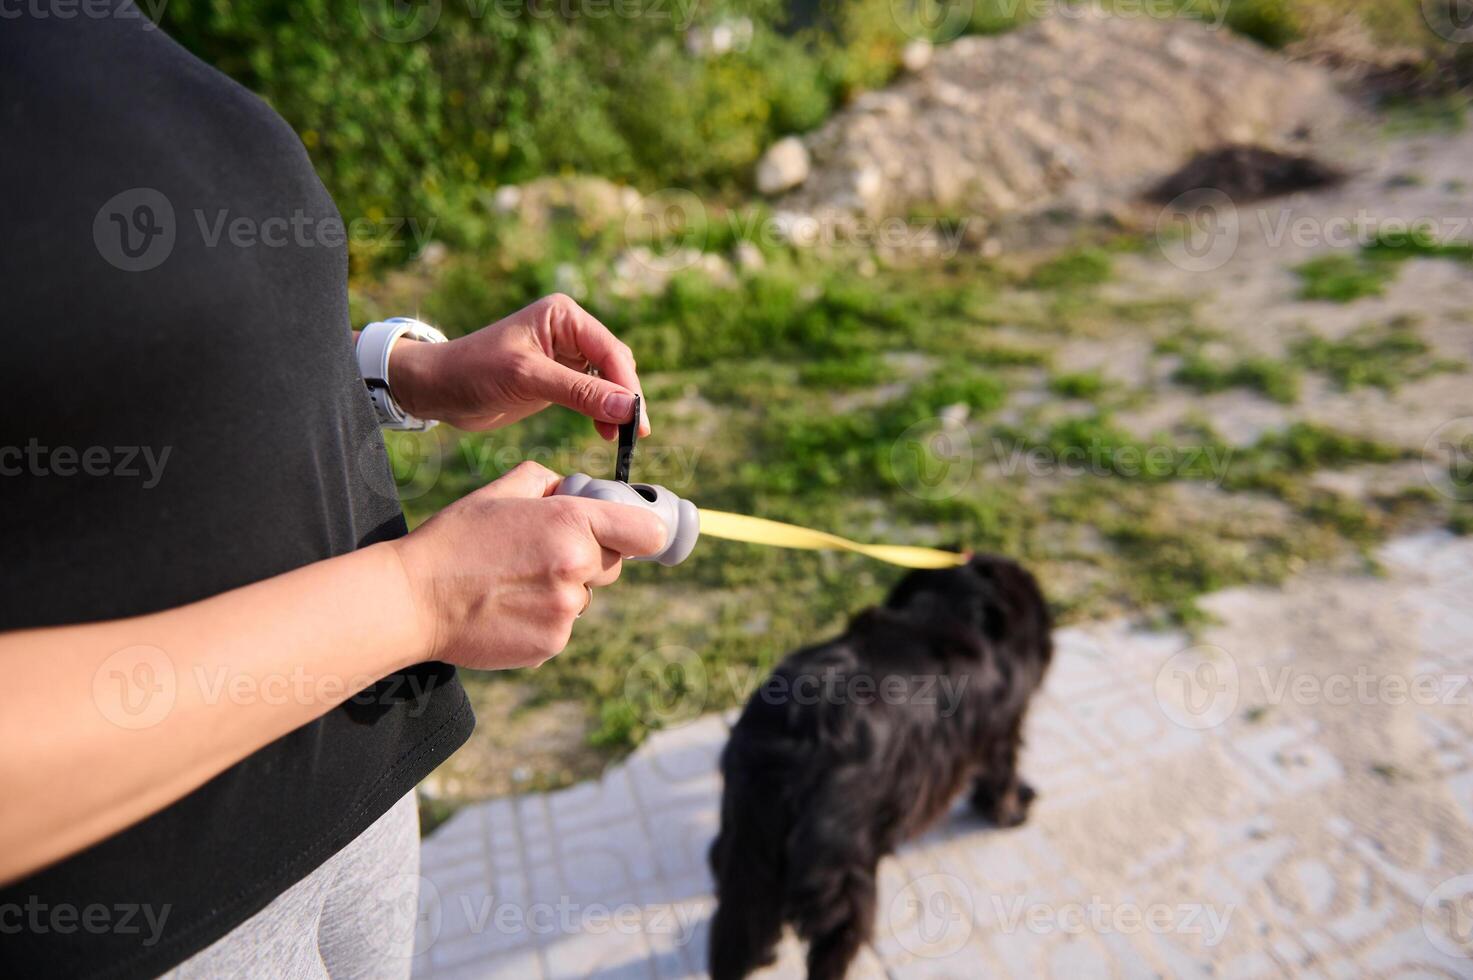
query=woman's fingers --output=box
[518,359,642,429]
[586,548,625,588]
[578,499,669,560]
[478,460,563,499]
[538,294,649,439]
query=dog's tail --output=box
[707,764,787,980]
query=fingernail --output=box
[604,391,636,422]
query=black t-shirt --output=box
[0,9,474,978]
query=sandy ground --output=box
[1104,120,1473,453]
[390,85,1473,977]
[402,530,1473,978]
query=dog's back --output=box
[708,555,1051,980]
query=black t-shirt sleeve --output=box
[0,8,473,978]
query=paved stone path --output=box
[411,532,1473,978]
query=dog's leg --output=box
[799,858,877,980]
[708,794,786,980]
[968,716,1035,828]
[780,782,880,980]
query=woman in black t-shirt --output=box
[0,7,662,978]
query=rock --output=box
[496,176,635,233]
[776,11,1350,225]
[901,38,933,73]
[552,262,587,301]
[770,210,822,247]
[415,241,448,268]
[732,240,766,274]
[755,136,811,196]
[607,247,734,299]
[685,16,754,57]
[492,185,521,213]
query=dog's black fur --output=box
[707,554,1052,980]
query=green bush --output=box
[160,0,917,260]
[1027,248,1113,290]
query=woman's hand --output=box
[0,460,665,883]
[391,461,667,671]
[387,293,650,440]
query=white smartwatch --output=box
[356,317,447,431]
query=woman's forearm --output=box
[0,542,430,885]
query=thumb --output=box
[479,461,563,499]
[525,361,639,426]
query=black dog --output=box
[707,554,1052,980]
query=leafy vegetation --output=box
[190,0,1468,789]
[1290,318,1464,390]
[1363,226,1473,263]
[1294,252,1399,302]
[1049,371,1111,400]
[1174,354,1301,403]
[1028,248,1114,290]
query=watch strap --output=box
[356,317,447,431]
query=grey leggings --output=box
[161,792,420,979]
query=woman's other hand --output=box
[387,293,650,440]
[390,462,667,671]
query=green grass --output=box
[1295,253,1399,303]
[1452,507,1473,536]
[1381,93,1470,137]
[1027,248,1113,290]
[1174,354,1301,404]
[1049,371,1111,400]
[1290,318,1465,391]
[1223,423,1408,495]
[362,219,1450,775]
[798,353,896,389]
[1363,227,1473,264]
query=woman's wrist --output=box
[377,530,438,669]
[385,337,441,421]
